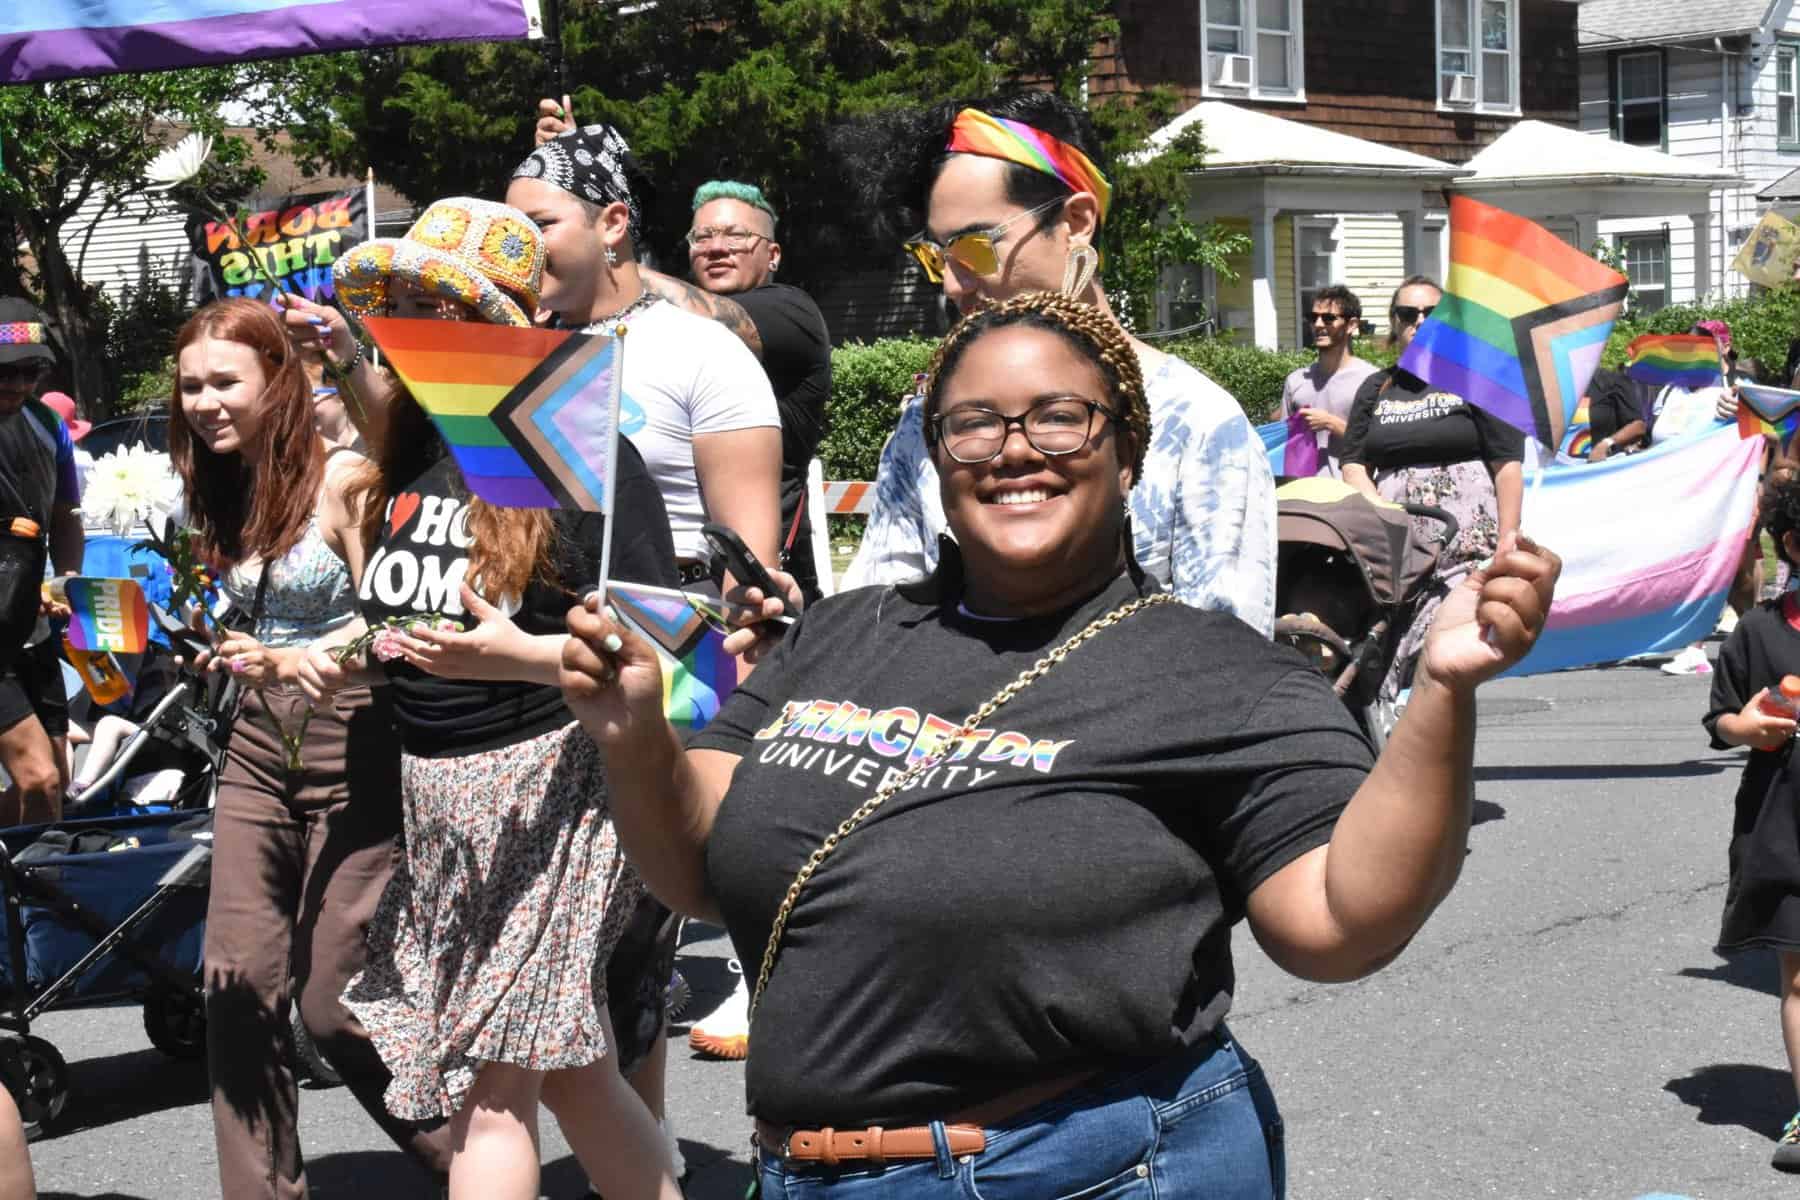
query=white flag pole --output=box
[364,168,380,370]
[594,327,624,605]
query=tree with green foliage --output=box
[274,0,1237,321]
[0,71,264,412]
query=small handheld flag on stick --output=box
[1737,382,1800,446]
[62,578,150,654]
[606,582,753,731]
[1400,195,1628,449]
[1624,333,1724,391]
[363,317,625,588]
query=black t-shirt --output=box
[358,437,677,757]
[1706,599,1800,832]
[0,401,65,530]
[690,549,1373,1125]
[1586,368,1653,444]
[1341,368,1524,472]
[733,283,831,523]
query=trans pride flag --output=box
[1736,382,1800,447]
[1401,196,1628,450]
[1506,423,1762,676]
[2,0,537,84]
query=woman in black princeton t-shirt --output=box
[1341,277,1524,705]
[561,292,1563,1199]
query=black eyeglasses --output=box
[1392,305,1436,326]
[930,397,1120,464]
[1308,311,1349,325]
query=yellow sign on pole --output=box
[1733,210,1800,288]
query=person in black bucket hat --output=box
[0,297,84,826]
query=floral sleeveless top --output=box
[221,514,356,648]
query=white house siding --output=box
[57,190,191,302]
[1339,214,1404,335]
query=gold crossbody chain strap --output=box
[748,591,1177,1018]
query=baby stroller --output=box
[1273,477,1457,748]
[0,604,234,1139]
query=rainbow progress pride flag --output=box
[1737,382,1800,445]
[363,318,621,514]
[606,582,748,731]
[1400,196,1628,449]
[1624,334,1723,390]
[2,1,536,85]
[62,577,149,654]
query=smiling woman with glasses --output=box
[1339,273,1524,714]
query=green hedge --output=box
[1601,288,1800,379]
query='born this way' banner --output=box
[1,0,541,85]
[189,187,368,305]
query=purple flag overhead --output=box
[2,0,538,84]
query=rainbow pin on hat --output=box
[0,298,55,369]
[334,198,546,327]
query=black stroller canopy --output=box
[1275,477,1442,610]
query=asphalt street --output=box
[18,650,1800,1199]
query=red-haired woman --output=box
[299,198,684,1200]
[168,297,450,1199]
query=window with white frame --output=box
[1612,51,1665,147]
[1438,0,1516,113]
[1203,0,1304,99]
[1295,220,1339,343]
[1780,43,1800,148]
[1617,232,1669,313]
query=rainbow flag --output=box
[2,1,536,84]
[1624,334,1722,390]
[62,578,149,655]
[1401,196,1628,449]
[607,582,748,731]
[1509,423,1762,675]
[363,318,621,513]
[1737,381,1800,445]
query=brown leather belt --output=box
[755,1120,984,1165]
[754,1066,1102,1166]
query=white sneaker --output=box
[687,958,749,1060]
[1660,645,1713,676]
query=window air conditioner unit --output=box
[1210,53,1254,88]
[1445,73,1478,105]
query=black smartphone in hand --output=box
[700,523,794,618]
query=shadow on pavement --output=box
[1664,1063,1794,1140]
[1471,799,1506,826]
[672,954,741,1032]
[1679,952,1780,997]
[308,1149,442,1197]
[1473,761,1733,782]
[40,1193,155,1199]
[541,1144,751,1200]
[41,1046,207,1137]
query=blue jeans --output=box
[754,1027,1285,1199]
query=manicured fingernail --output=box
[229,659,246,673]
[605,605,622,624]
[602,633,623,653]
[1477,556,1494,572]
[1481,625,1499,647]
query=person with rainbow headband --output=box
[837,92,1276,638]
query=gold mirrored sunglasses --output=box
[903,198,1065,284]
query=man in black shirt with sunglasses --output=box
[1279,284,1377,477]
[0,299,85,826]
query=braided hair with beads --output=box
[921,291,1151,485]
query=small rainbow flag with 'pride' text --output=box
[362,318,622,515]
[62,577,149,654]
[606,582,750,731]
[1624,333,1724,390]
[1401,196,1628,449]
[1737,382,1800,446]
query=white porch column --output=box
[1250,206,1278,350]
[1399,209,1424,280]
[1691,209,1714,301]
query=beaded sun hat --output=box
[333,197,546,327]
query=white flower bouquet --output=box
[79,445,182,536]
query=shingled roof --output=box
[1578,0,1776,49]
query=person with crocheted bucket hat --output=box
[293,198,685,1200]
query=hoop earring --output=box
[605,247,619,268]
[1061,244,1099,298]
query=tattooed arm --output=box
[638,269,765,359]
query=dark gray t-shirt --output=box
[692,554,1373,1125]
